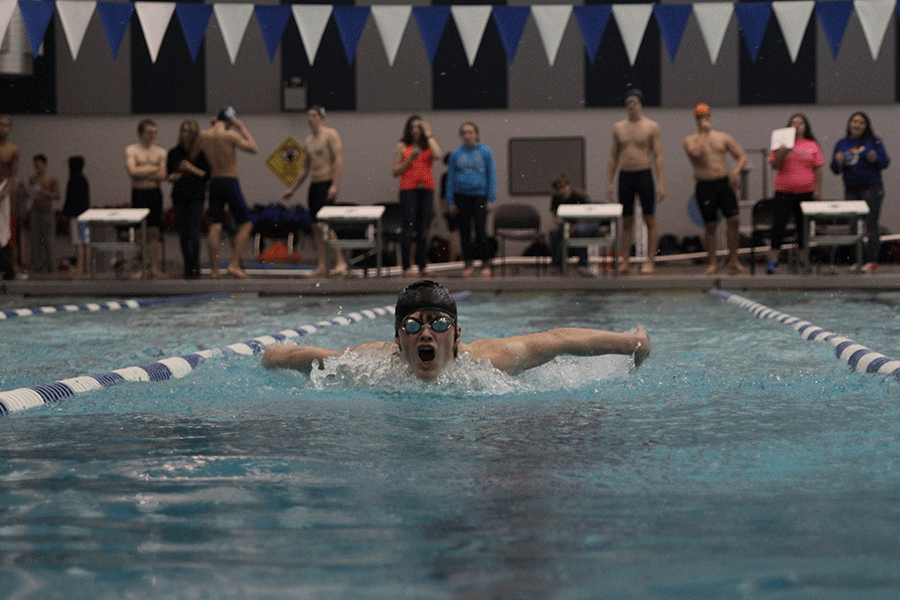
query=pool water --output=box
[1,291,900,599]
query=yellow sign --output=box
[266,137,305,186]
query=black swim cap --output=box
[217,106,236,123]
[395,280,457,332]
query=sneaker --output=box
[766,259,779,274]
[861,262,878,274]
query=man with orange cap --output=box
[683,103,748,275]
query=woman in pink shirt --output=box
[767,113,824,273]
[393,115,442,277]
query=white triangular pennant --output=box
[371,5,410,67]
[611,3,653,66]
[56,0,96,61]
[451,5,491,67]
[135,1,175,63]
[693,2,733,65]
[531,5,571,67]
[213,3,252,64]
[291,5,331,64]
[772,1,813,62]
[0,0,17,49]
[854,0,894,60]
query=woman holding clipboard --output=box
[767,113,824,274]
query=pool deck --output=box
[3,260,900,298]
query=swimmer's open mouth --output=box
[418,346,436,362]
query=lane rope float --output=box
[0,291,472,416]
[0,293,229,320]
[708,289,900,380]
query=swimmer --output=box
[262,280,650,379]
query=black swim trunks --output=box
[695,177,739,224]
[131,188,163,228]
[617,169,656,217]
[308,180,334,221]
[208,177,251,225]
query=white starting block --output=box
[77,208,150,278]
[801,201,869,272]
[316,205,386,277]
[556,203,623,275]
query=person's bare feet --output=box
[705,262,718,275]
[479,267,492,278]
[227,264,249,279]
[302,268,325,279]
[639,262,655,275]
[461,266,475,278]
[727,261,747,275]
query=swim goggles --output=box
[399,316,454,335]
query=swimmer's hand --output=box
[262,343,338,374]
[632,324,650,369]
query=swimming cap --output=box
[217,106,236,123]
[395,280,457,332]
[695,103,711,117]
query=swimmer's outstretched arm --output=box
[466,325,649,376]
[261,341,388,374]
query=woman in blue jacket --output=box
[446,122,496,278]
[830,112,890,273]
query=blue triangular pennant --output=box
[18,0,56,56]
[491,6,530,64]
[815,0,853,59]
[653,4,692,62]
[175,3,213,62]
[96,1,134,59]
[254,4,291,62]
[412,5,450,64]
[572,5,612,65]
[734,2,772,62]
[331,5,370,64]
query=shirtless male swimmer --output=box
[125,119,167,278]
[198,107,259,279]
[683,103,748,275]
[282,105,348,278]
[262,280,650,379]
[606,88,665,275]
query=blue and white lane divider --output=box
[709,289,900,380]
[0,293,229,320]
[0,304,396,416]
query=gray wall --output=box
[11,105,900,243]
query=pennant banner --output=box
[492,6,530,64]
[254,3,291,62]
[855,0,894,60]
[19,0,57,56]
[531,4,571,67]
[96,1,134,59]
[451,5,491,67]
[56,0,97,61]
[773,1,813,62]
[612,3,653,66]
[572,5,611,64]
[4,1,900,71]
[734,1,772,62]
[371,5,411,67]
[815,0,853,59]
[331,5,370,64]
[292,5,331,64]
[653,4,692,62]
[175,2,213,62]
[412,5,450,64]
[213,3,252,64]
[135,2,175,63]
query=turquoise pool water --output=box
[1,290,899,599]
